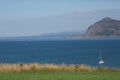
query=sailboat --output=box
[99,49,104,64]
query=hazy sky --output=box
[0,0,120,37]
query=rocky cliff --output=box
[84,17,120,37]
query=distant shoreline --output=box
[0,37,120,41]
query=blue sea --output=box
[0,39,120,67]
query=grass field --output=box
[0,72,120,80]
[0,64,119,80]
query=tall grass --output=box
[0,63,119,72]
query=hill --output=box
[84,17,120,37]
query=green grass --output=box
[0,72,120,80]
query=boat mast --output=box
[100,49,102,60]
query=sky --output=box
[0,0,120,37]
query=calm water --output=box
[0,39,120,67]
